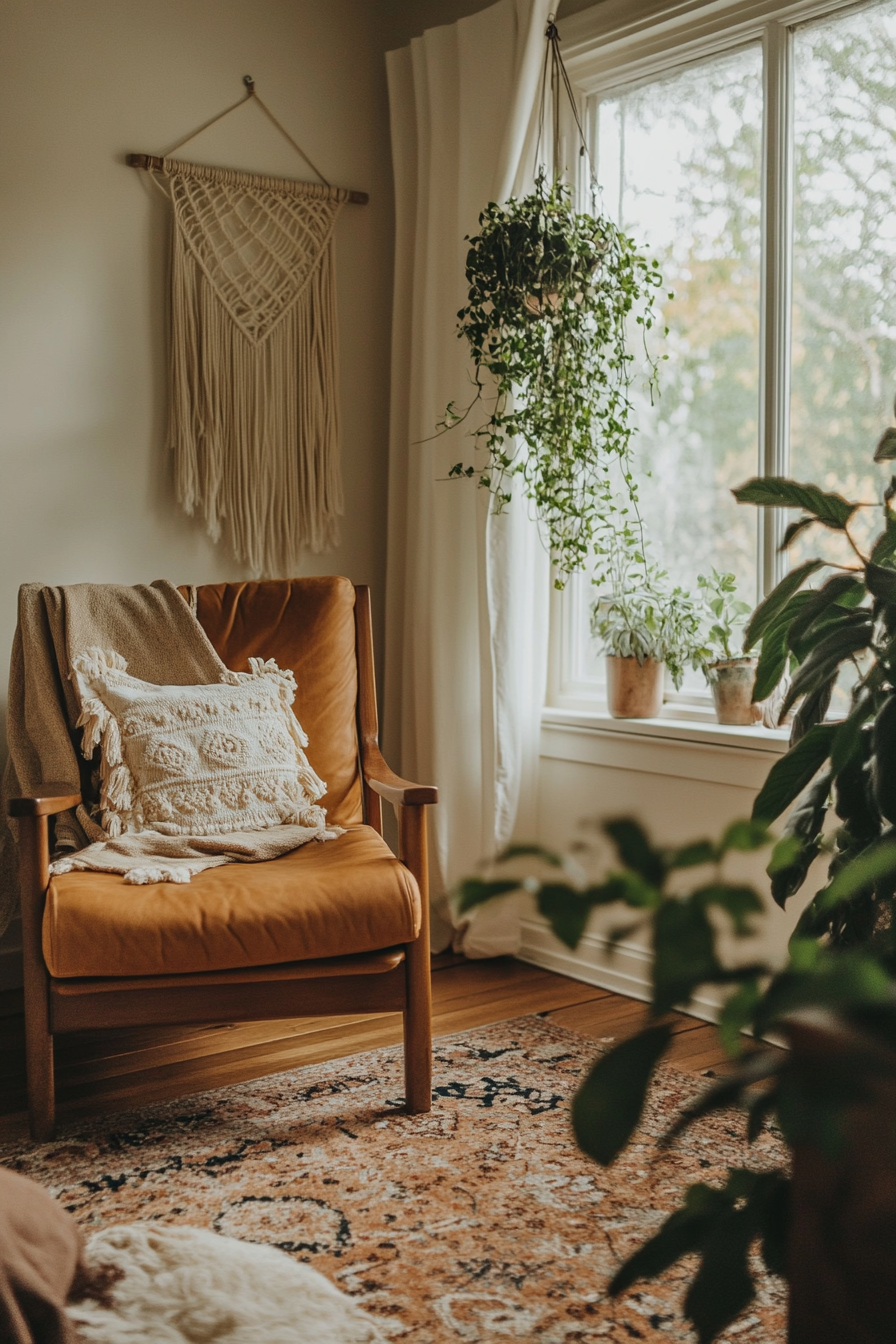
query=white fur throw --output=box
[70,649,329,838]
[67,1223,385,1343]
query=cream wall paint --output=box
[0,0,394,699]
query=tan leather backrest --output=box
[182,578,364,828]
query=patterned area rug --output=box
[0,1016,786,1342]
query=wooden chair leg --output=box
[25,1007,55,1142]
[19,815,56,1140]
[400,804,432,1114]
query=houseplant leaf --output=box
[752,723,836,823]
[743,560,825,650]
[732,478,858,529]
[604,818,665,885]
[571,1023,672,1166]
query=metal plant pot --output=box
[706,656,760,725]
[606,655,664,719]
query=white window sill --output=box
[542,705,790,754]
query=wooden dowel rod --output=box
[126,153,369,204]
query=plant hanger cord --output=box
[534,15,598,199]
[535,17,654,587]
[438,16,666,584]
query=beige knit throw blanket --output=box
[0,581,339,936]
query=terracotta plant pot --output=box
[706,656,760,725]
[606,656,664,719]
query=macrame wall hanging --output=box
[129,77,368,576]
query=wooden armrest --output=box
[363,743,437,808]
[9,785,82,818]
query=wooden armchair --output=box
[10,578,437,1140]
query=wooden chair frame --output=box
[10,585,437,1141]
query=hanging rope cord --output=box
[534,16,598,199]
[531,18,652,574]
[160,76,331,186]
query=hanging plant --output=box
[442,171,666,586]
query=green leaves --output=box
[872,698,896,824]
[452,789,896,1343]
[717,818,770,855]
[604,818,665,886]
[865,560,896,605]
[780,617,872,719]
[752,723,836,823]
[733,477,859,529]
[694,884,763,935]
[652,900,721,1014]
[536,885,595,950]
[752,948,893,1041]
[454,878,522,913]
[609,1170,791,1344]
[874,427,896,462]
[786,573,866,646]
[495,842,563,866]
[731,451,896,936]
[816,834,896,912]
[743,559,825,651]
[667,839,717,869]
[766,772,830,909]
[751,590,813,703]
[572,1023,672,1166]
[718,978,762,1055]
[870,508,896,565]
[443,174,666,583]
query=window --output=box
[551,0,896,714]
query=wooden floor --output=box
[0,955,733,1139]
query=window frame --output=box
[548,0,882,716]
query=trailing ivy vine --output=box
[442,173,666,586]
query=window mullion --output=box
[759,18,795,596]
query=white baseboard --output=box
[0,916,23,994]
[518,916,722,1024]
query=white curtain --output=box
[385,0,552,955]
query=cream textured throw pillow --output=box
[71,648,329,838]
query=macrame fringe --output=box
[123,866,194,886]
[167,171,344,576]
[72,649,135,837]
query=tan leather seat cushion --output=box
[43,827,421,979]
[183,577,364,829]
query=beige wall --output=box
[0,0,397,708]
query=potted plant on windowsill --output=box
[697,569,759,725]
[591,560,703,718]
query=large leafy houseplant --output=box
[450,412,896,1339]
[443,173,665,585]
[735,416,896,945]
[457,816,896,1342]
